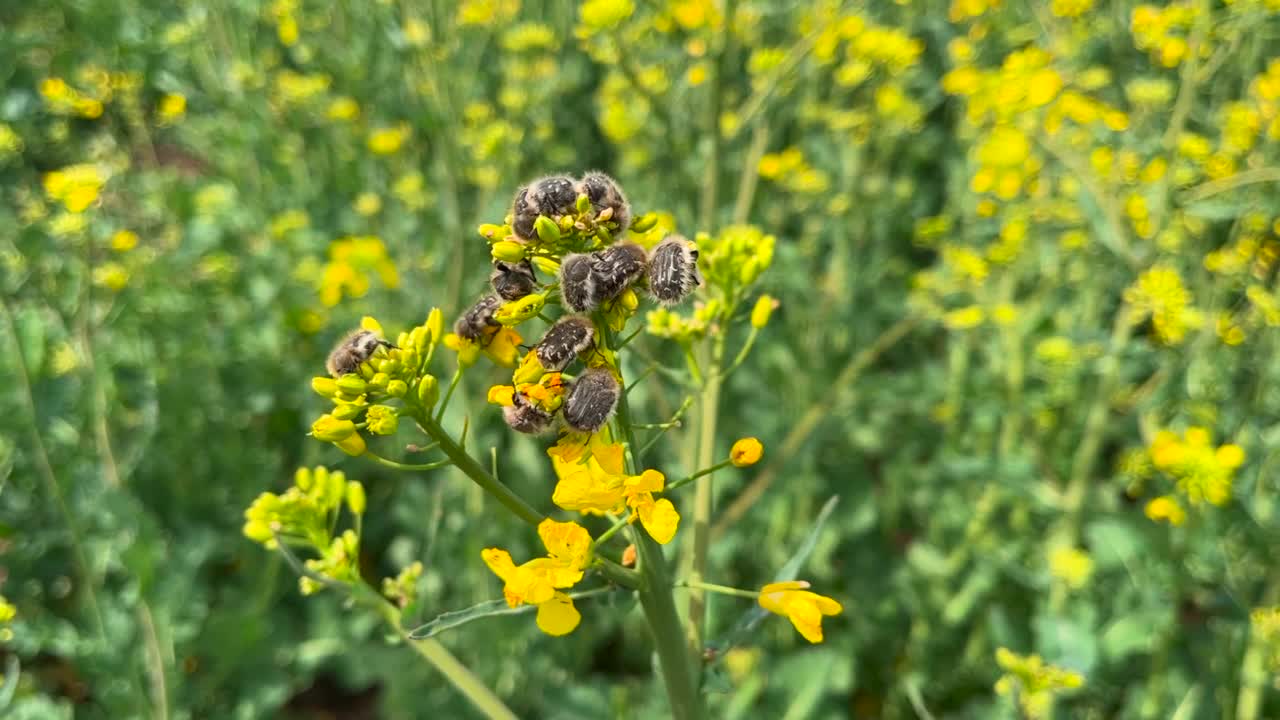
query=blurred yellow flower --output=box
[44,164,105,213]
[995,648,1084,719]
[1048,546,1093,590]
[93,262,130,291]
[758,581,842,643]
[1145,494,1187,525]
[111,230,139,252]
[1124,266,1200,345]
[354,193,382,216]
[1149,428,1243,506]
[158,93,187,123]
[367,124,410,155]
[730,438,763,467]
[326,97,360,121]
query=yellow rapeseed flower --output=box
[43,164,105,213]
[158,93,187,123]
[111,230,139,252]
[758,580,843,643]
[481,518,591,636]
[1048,546,1093,589]
[552,442,681,544]
[994,648,1084,719]
[1145,494,1187,525]
[367,124,410,155]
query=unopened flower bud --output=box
[491,240,527,263]
[409,326,428,353]
[312,377,339,398]
[334,433,366,456]
[346,481,367,515]
[369,372,390,389]
[730,437,764,467]
[495,293,546,326]
[576,192,592,214]
[417,374,439,408]
[630,212,659,233]
[751,295,776,328]
[387,379,409,397]
[332,402,363,421]
[313,414,357,442]
[478,223,505,239]
[620,288,639,312]
[535,215,561,244]
[531,256,560,275]
[336,374,368,395]
[426,308,443,345]
[295,466,315,490]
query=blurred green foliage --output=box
[2,0,1280,718]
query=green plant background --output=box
[2,1,1278,718]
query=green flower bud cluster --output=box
[243,466,370,595]
[695,225,776,291]
[310,314,444,456]
[382,560,424,608]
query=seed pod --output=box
[588,242,647,307]
[559,253,595,313]
[512,176,578,240]
[646,235,702,306]
[490,259,538,301]
[576,172,630,232]
[563,368,621,433]
[536,315,596,371]
[453,294,503,342]
[503,394,554,434]
[327,329,387,377]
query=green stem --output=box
[362,584,518,720]
[592,514,634,549]
[415,416,544,527]
[436,367,464,422]
[593,557,642,589]
[685,332,725,668]
[678,580,759,600]
[364,451,452,472]
[1048,310,1134,612]
[666,459,734,493]
[615,364,703,719]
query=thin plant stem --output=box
[364,451,452,472]
[666,459,734,493]
[592,514,633,549]
[415,416,545,527]
[611,335,703,719]
[676,580,759,600]
[436,367,464,422]
[0,298,106,639]
[685,330,725,671]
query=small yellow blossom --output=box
[354,192,382,216]
[758,580,842,643]
[158,93,187,123]
[367,124,410,155]
[730,438,764,467]
[1048,546,1093,590]
[552,443,681,544]
[1149,428,1243,506]
[93,262,129,291]
[111,230,139,252]
[1145,495,1187,525]
[995,648,1084,719]
[44,164,105,213]
[482,518,591,636]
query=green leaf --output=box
[407,587,621,639]
[1101,614,1155,661]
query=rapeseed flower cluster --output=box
[994,648,1085,719]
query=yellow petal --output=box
[639,497,680,544]
[483,327,522,367]
[761,580,811,594]
[625,469,665,495]
[360,316,384,335]
[552,469,626,514]
[506,562,556,606]
[537,519,593,568]
[536,592,581,636]
[592,442,627,476]
[481,548,516,583]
